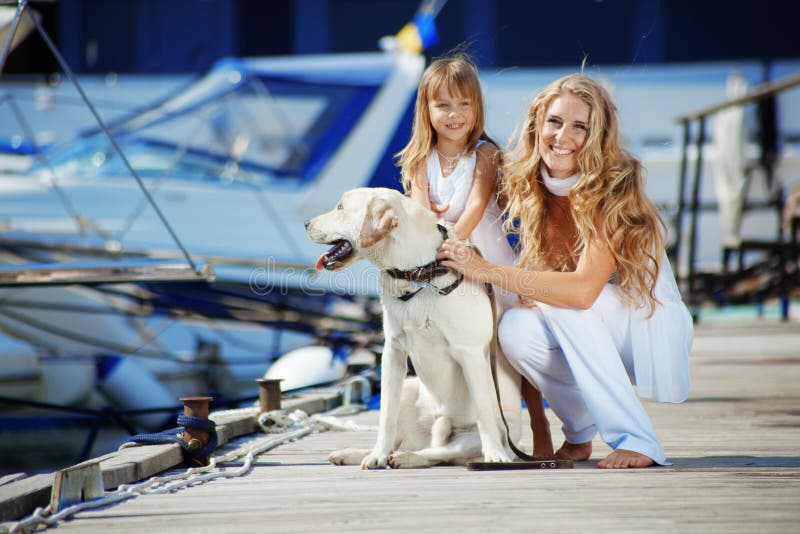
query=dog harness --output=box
[384,224,463,302]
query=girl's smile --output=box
[428,86,475,151]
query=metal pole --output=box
[672,120,691,273]
[687,117,706,316]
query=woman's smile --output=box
[540,93,589,178]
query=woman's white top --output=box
[541,166,692,402]
[426,144,515,268]
[629,253,693,402]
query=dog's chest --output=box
[383,295,449,344]
[399,307,446,341]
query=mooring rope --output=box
[121,414,219,460]
[4,403,370,533]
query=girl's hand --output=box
[431,203,450,215]
[437,239,490,282]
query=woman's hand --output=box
[437,239,491,283]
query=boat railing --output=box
[672,70,800,320]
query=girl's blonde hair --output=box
[397,53,486,193]
[501,73,665,313]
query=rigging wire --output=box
[1,93,113,240]
[27,11,201,275]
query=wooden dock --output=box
[2,319,799,533]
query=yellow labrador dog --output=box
[306,187,521,468]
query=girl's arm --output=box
[438,236,616,309]
[408,171,432,210]
[452,142,500,240]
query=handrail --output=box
[672,67,798,322]
[675,71,800,123]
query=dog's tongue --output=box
[314,253,328,271]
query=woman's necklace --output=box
[437,147,465,176]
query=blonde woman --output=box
[438,73,693,468]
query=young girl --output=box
[396,53,555,460]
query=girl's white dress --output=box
[426,147,515,268]
[426,145,516,308]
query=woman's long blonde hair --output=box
[501,73,665,312]
[397,53,486,193]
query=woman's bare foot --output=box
[597,449,654,469]
[554,440,592,461]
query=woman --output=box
[438,74,693,468]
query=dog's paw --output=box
[360,451,390,469]
[329,448,368,466]
[482,447,513,463]
[388,451,432,469]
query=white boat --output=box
[0,6,430,431]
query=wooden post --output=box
[50,461,104,513]
[179,396,213,466]
[255,378,283,412]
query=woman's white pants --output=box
[498,284,668,465]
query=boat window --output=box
[42,72,380,186]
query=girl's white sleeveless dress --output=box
[426,146,517,307]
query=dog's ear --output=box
[358,197,398,248]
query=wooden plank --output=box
[211,407,259,447]
[99,444,183,490]
[0,474,52,522]
[0,475,26,488]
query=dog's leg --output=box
[457,348,512,463]
[331,378,424,466]
[389,431,482,468]
[430,415,452,447]
[329,448,371,465]
[361,337,406,469]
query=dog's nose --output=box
[304,220,310,230]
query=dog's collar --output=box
[384,224,463,301]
